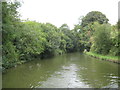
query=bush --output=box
[90,24,112,55]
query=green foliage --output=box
[90,24,112,55]
[2,1,119,69]
[77,11,109,51]
[76,11,119,57]
[74,22,95,51]
[17,21,47,60]
[59,24,72,52]
[90,23,120,56]
[2,2,21,68]
[81,11,108,27]
[109,25,120,56]
[40,23,61,57]
[2,2,46,68]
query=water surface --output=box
[2,53,120,88]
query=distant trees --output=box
[75,11,119,56]
[74,11,109,52]
[40,23,61,57]
[81,11,109,27]
[59,24,74,52]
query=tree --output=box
[40,23,61,57]
[17,21,47,60]
[2,2,22,68]
[59,24,75,52]
[90,24,112,55]
[109,23,120,56]
[75,11,109,51]
[81,11,109,27]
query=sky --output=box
[19,0,119,29]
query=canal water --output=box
[2,52,120,88]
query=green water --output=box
[2,53,120,88]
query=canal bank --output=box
[85,52,120,64]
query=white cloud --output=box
[19,0,119,29]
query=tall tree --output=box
[2,1,21,68]
[76,11,109,51]
[81,11,109,27]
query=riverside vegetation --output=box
[2,1,120,70]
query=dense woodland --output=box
[2,2,120,69]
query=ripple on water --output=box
[62,66,70,70]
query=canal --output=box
[2,52,120,88]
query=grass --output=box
[85,52,120,64]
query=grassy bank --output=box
[85,52,120,64]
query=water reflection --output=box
[36,64,89,88]
[75,55,119,88]
[2,52,119,88]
